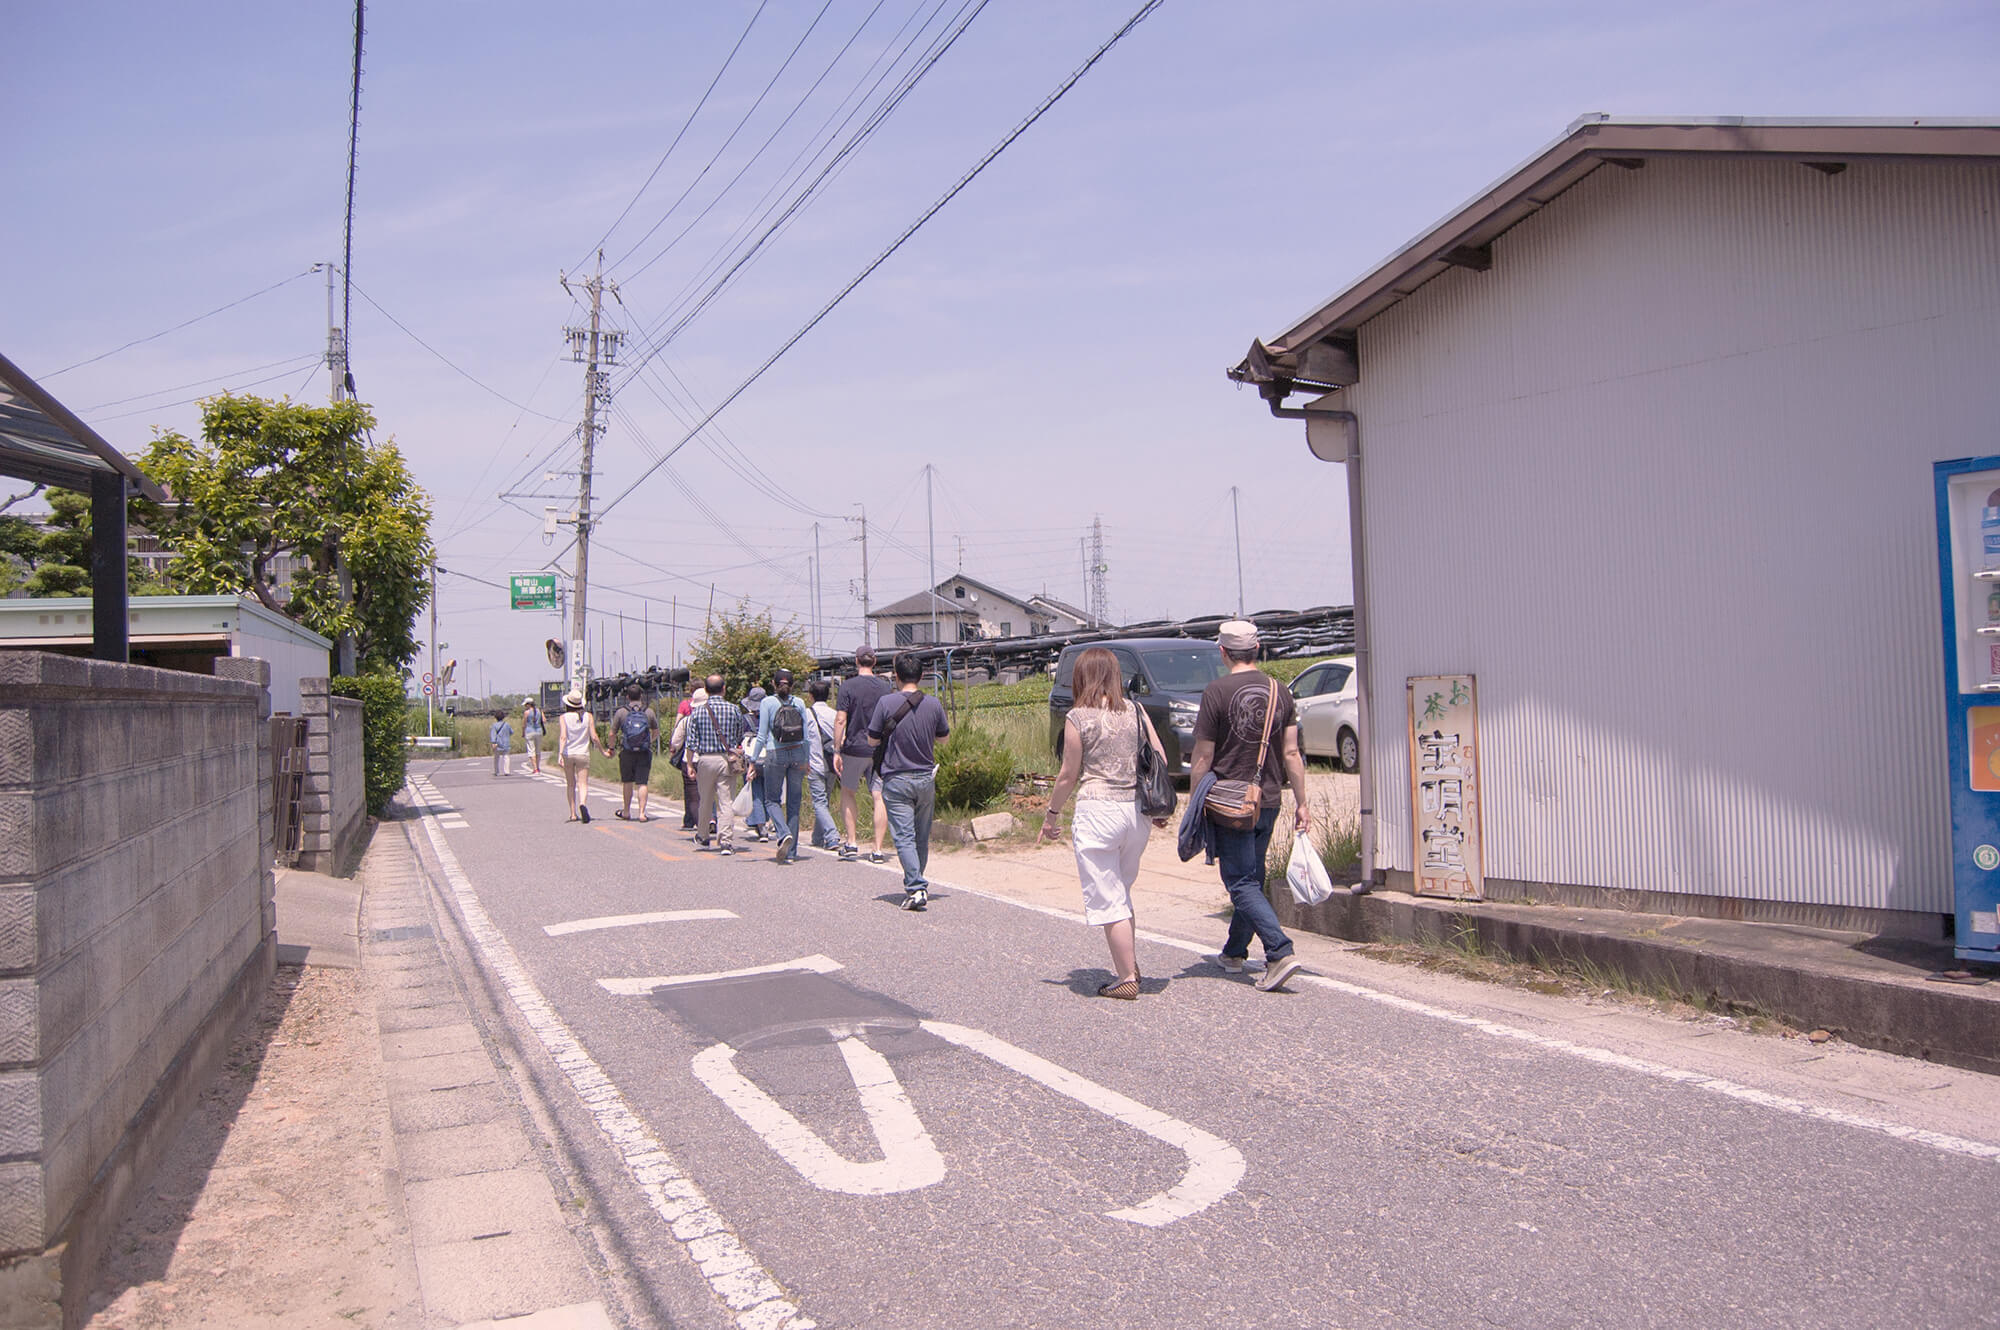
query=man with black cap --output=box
[1188,620,1314,991]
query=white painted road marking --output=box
[694,1036,947,1196]
[925,875,2000,1168]
[921,1021,1245,1227]
[598,955,844,996]
[402,783,816,1330]
[546,908,739,937]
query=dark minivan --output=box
[1048,638,1227,775]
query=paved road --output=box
[402,757,2000,1330]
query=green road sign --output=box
[510,572,557,611]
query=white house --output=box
[868,575,1057,646]
[1232,116,2000,939]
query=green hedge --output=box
[935,724,1015,812]
[333,673,411,816]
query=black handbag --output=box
[1133,703,1178,819]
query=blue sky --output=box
[7,1,1996,691]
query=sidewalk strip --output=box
[404,783,817,1330]
[928,875,2000,1167]
[546,909,739,937]
[599,955,844,996]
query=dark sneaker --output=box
[776,834,796,862]
[1256,956,1303,992]
[579,806,591,824]
[837,844,858,861]
[718,843,734,857]
[694,835,711,848]
[899,888,928,911]
[868,850,887,864]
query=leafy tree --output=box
[135,394,433,673]
[685,601,815,698]
[0,486,172,597]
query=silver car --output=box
[1289,657,1359,771]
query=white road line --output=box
[599,955,843,996]
[402,783,815,1330]
[926,876,2000,1167]
[546,909,739,937]
[922,1021,1245,1226]
[693,1037,946,1196]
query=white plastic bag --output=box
[731,782,753,818]
[1286,837,1336,906]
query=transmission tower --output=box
[559,255,622,689]
[1088,515,1108,628]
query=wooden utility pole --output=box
[560,254,620,691]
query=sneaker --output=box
[1213,954,1247,975]
[899,888,928,911]
[838,844,858,861]
[1256,956,1303,992]
[776,833,796,862]
[868,850,887,864]
[694,835,711,848]
[579,806,591,824]
[718,843,734,857]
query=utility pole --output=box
[852,504,871,648]
[1230,485,1245,617]
[1089,515,1108,628]
[559,254,621,694]
[812,522,823,656]
[319,262,348,403]
[427,558,437,737]
[926,465,937,646]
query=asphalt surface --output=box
[404,757,2000,1330]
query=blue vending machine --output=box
[1934,457,2000,964]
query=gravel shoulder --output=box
[84,963,420,1329]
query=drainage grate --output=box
[371,924,434,942]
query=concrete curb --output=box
[1276,888,2000,1076]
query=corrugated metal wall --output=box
[1347,156,2000,915]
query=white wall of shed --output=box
[1343,155,2000,915]
[231,613,329,715]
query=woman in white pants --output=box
[1039,647,1169,999]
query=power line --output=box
[580,0,773,270]
[78,353,322,411]
[40,268,318,378]
[91,359,334,423]
[588,0,1166,530]
[348,281,570,422]
[606,0,841,274]
[341,0,365,393]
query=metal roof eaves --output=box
[1265,116,2000,358]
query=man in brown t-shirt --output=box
[1189,620,1314,992]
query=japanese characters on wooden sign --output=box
[1407,675,1483,900]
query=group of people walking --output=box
[503,619,1313,990]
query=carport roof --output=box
[0,349,166,501]
[1230,116,2000,395]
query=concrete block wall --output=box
[0,652,275,1326]
[294,679,365,875]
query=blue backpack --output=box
[618,706,653,751]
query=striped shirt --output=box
[685,697,746,755]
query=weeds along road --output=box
[401,757,2000,1330]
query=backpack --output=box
[618,706,653,751]
[771,698,806,745]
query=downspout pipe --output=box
[1263,383,1376,894]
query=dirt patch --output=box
[84,965,416,1329]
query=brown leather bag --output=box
[1203,680,1278,831]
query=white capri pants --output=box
[1070,799,1148,925]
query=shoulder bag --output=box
[873,692,924,774]
[1133,703,1178,819]
[1203,681,1277,831]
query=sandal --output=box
[1096,977,1140,1001]
[614,809,630,820]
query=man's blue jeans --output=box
[760,743,808,859]
[881,770,936,890]
[1217,805,1292,962]
[806,769,839,849]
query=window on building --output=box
[954,585,966,598]
[1000,622,1012,637]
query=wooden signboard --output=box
[1406,674,1484,900]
